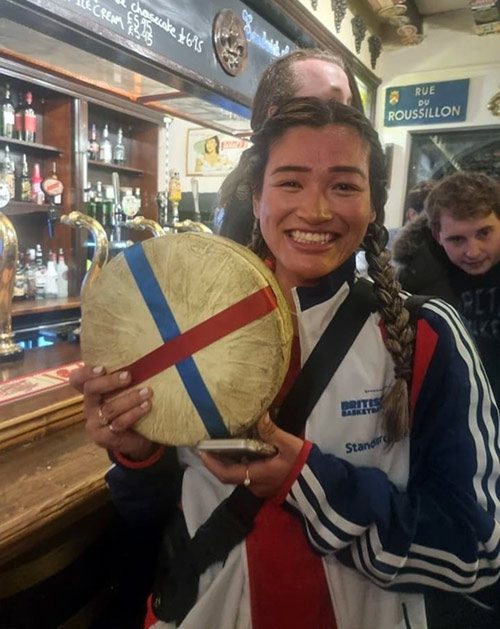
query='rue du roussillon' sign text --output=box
[384,79,470,127]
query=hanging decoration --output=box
[310,0,318,10]
[366,1,423,46]
[367,34,382,70]
[351,15,367,54]
[331,0,348,33]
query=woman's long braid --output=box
[363,222,415,442]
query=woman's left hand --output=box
[199,414,304,499]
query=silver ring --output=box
[108,422,118,434]
[243,467,251,488]
[98,405,110,427]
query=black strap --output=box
[405,294,431,325]
[153,278,380,623]
[277,278,377,435]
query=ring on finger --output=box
[98,405,110,428]
[243,467,251,488]
[108,422,119,434]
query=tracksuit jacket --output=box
[106,262,500,629]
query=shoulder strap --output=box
[153,279,380,623]
[404,293,431,325]
[278,278,378,436]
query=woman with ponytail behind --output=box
[74,98,499,628]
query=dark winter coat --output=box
[392,214,458,305]
[392,213,500,405]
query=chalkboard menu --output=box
[17,0,296,105]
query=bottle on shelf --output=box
[88,123,100,161]
[113,126,125,164]
[45,250,59,299]
[21,91,37,143]
[25,248,37,299]
[1,145,16,199]
[44,161,62,204]
[18,153,32,202]
[14,90,24,140]
[1,84,15,138]
[31,162,44,205]
[56,248,69,298]
[13,252,27,301]
[99,124,112,163]
[83,185,96,219]
[34,243,46,300]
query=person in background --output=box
[384,179,436,255]
[215,48,363,244]
[404,179,436,225]
[393,170,500,406]
[391,180,440,287]
[73,99,499,629]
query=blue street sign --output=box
[384,79,469,127]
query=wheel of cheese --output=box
[80,233,292,446]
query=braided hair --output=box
[218,48,363,246]
[242,97,414,443]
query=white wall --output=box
[296,0,373,70]
[376,10,500,227]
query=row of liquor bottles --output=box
[0,146,62,204]
[1,84,38,142]
[1,84,129,166]
[14,244,69,301]
[88,123,126,165]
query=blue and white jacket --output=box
[106,265,500,629]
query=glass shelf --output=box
[3,201,52,216]
[87,160,144,176]
[0,135,62,154]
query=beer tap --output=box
[168,169,182,228]
[112,172,123,243]
[42,172,64,239]
[126,216,166,238]
[155,191,168,229]
[191,177,201,222]
[60,211,108,298]
[0,201,24,361]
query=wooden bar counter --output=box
[0,342,112,616]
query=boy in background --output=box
[394,170,500,404]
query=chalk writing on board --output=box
[72,0,204,52]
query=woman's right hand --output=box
[70,365,157,461]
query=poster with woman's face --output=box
[186,128,251,176]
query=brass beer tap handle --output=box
[60,211,108,298]
[0,211,24,361]
[174,220,212,234]
[126,216,166,238]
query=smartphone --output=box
[196,438,277,462]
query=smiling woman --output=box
[75,98,500,629]
[251,124,373,291]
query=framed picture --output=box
[186,128,251,177]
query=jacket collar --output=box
[296,255,356,311]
